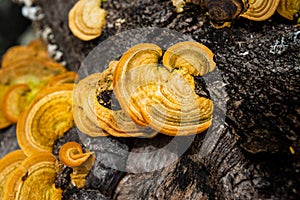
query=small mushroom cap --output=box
[240,0,280,21]
[59,142,94,167]
[0,150,27,200]
[3,152,62,200]
[68,0,107,41]
[17,84,74,156]
[163,41,216,76]
[113,42,214,136]
[276,0,300,21]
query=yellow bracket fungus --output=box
[0,150,27,200]
[277,0,300,21]
[73,73,109,137]
[3,152,62,200]
[172,0,300,27]
[69,0,107,41]
[59,142,95,188]
[0,58,66,129]
[17,84,74,156]
[113,41,215,136]
[240,0,280,21]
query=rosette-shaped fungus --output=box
[74,62,158,137]
[59,142,95,188]
[69,0,107,41]
[2,152,62,200]
[17,84,74,156]
[0,150,27,200]
[113,41,215,136]
[276,0,300,21]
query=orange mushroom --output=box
[2,152,62,200]
[74,61,158,137]
[17,84,74,156]
[0,150,27,200]
[113,41,215,136]
[59,142,95,188]
[68,0,107,41]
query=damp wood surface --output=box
[1,0,299,199]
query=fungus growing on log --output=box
[0,41,66,128]
[2,152,62,200]
[68,0,107,41]
[113,41,215,136]
[171,0,295,28]
[74,62,157,137]
[0,150,27,200]
[73,73,109,137]
[276,0,300,21]
[59,142,95,188]
[17,84,74,156]
[240,0,281,21]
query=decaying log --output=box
[1,0,299,199]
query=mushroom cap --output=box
[17,84,74,156]
[0,150,27,200]
[240,0,280,21]
[59,142,94,167]
[3,152,62,200]
[276,0,300,20]
[113,41,215,136]
[68,0,107,41]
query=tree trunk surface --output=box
[1,0,299,199]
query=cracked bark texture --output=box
[1,0,299,199]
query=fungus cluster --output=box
[0,39,94,199]
[74,41,215,137]
[68,0,107,41]
[172,0,300,28]
[0,39,68,129]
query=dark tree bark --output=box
[1,0,299,199]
